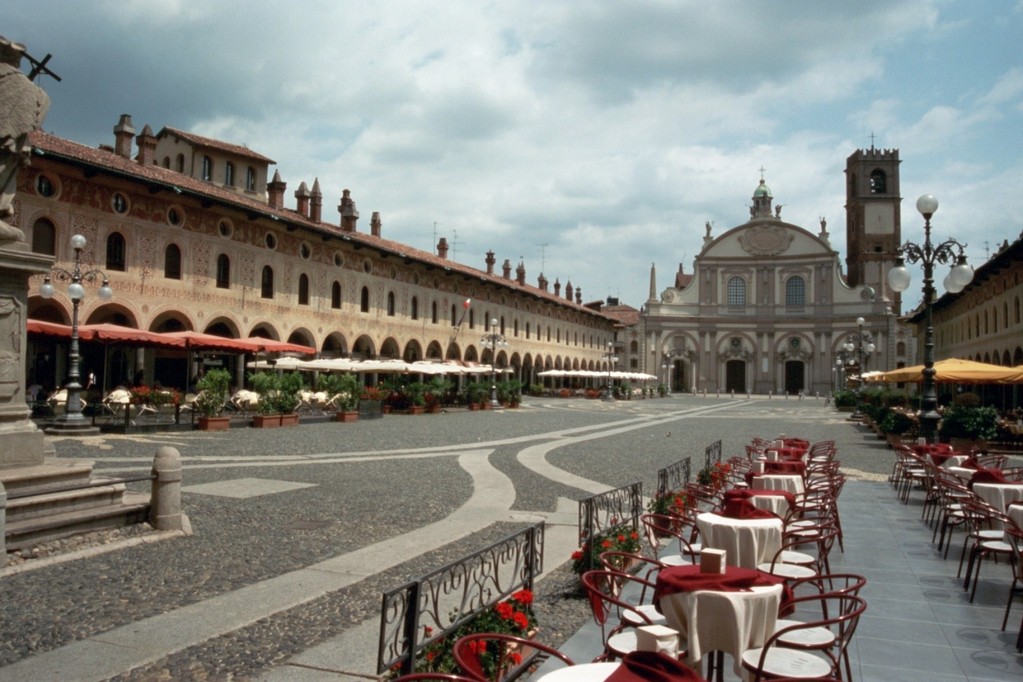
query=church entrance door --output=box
[784,361,804,395]
[725,360,745,393]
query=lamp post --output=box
[602,341,618,400]
[888,194,973,443]
[662,347,687,394]
[39,234,113,434]
[842,317,875,420]
[480,318,507,408]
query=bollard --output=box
[746,391,750,400]
[0,481,5,555]
[150,446,190,533]
[768,390,772,400]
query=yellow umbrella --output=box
[873,358,1021,383]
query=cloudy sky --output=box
[7,1,1022,310]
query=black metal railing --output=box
[576,482,643,573]
[703,439,722,472]
[656,456,692,497]
[377,522,544,676]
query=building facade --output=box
[16,116,620,393]
[639,151,914,397]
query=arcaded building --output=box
[637,148,914,396]
[16,115,620,392]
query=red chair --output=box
[741,594,866,682]
[579,569,667,661]
[451,632,575,682]
[392,675,480,682]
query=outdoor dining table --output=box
[764,446,806,462]
[749,473,805,497]
[535,656,708,682]
[696,512,783,570]
[655,564,784,679]
[973,482,1023,526]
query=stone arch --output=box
[380,337,400,358]
[403,339,424,362]
[321,332,347,357]
[247,323,281,340]
[287,328,315,347]
[426,340,444,359]
[446,342,462,361]
[352,334,376,358]
[204,317,241,338]
[150,311,190,332]
[84,303,138,327]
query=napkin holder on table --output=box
[766,450,779,462]
[636,624,679,656]
[700,548,727,574]
[752,461,765,474]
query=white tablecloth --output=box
[1008,503,1023,529]
[659,584,782,676]
[697,512,783,569]
[536,662,619,682]
[751,474,805,497]
[974,483,1023,520]
[749,493,789,516]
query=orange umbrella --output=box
[872,358,1022,384]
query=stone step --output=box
[5,492,150,551]
[0,459,96,497]
[6,480,131,523]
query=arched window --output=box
[246,166,256,191]
[469,309,475,329]
[411,296,419,320]
[201,155,213,182]
[175,154,185,172]
[630,340,639,353]
[785,276,806,308]
[331,281,342,309]
[526,322,531,338]
[31,218,56,255]
[431,301,438,324]
[106,232,126,271]
[387,291,396,316]
[869,169,886,193]
[261,265,274,299]
[727,276,746,309]
[215,254,230,288]
[514,320,519,336]
[164,244,182,279]
[224,161,235,187]
[298,273,309,305]
[360,286,370,312]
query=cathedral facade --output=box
[638,149,912,396]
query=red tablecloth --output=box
[779,438,809,450]
[655,565,792,615]
[766,446,806,461]
[725,488,795,508]
[721,497,779,520]
[606,651,707,682]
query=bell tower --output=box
[845,143,902,312]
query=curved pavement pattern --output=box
[0,399,806,681]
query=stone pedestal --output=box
[0,244,53,469]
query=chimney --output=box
[267,170,286,210]
[516,261,526,285]
[485,250,496,275]
[135,124,157,165]
[310,178,322,222]
[575,288,582,304]
[538,273,548,292]
[371,211,382,237]
[339,188,359,232]
[502,259,512,279]
[437,237,449,259]
[554,278,561,296]
[113,114,135,159]
[565,280,573,301]
[295,181,310,217]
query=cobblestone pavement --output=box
[0,395,890,680]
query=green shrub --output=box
[939,405,999,441]
[832,390,857,408]
[880,411,916,436]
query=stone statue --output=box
[0,36,51,245]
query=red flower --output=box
[426,649,438,662]
[495,602,515,620]
[468,640,488,655]
[511,589,533,605]
[601,539,613,549]
[571,550,583,560]
[512,611,529,629]
[617,534,626,543]
[508,652,522,666]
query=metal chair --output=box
[451,632,575,682]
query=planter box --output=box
[335,410,359,423]
[252,414,281,428]
[358,399,383,419]
[468,403,481,411]
[280,413,300,427]
[406,405,425,415]
[197,416,230,431]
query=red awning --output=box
[237,337,317,355]
[79,323,187,348]
[161,330,265,353]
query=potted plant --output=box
[880,410,916,447]
[403,381,428,415]
[570,521,642,577]
[939,405,999,449]
[249,371,304,427]
[496,378,522,407]
[321,373,360,422]
[277,371,304,426]
[463,381,488,410]
[194,368,231,430]
[423,376,452,413]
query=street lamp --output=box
[480,318,508,408]
[602,341,618,400]
[39,234,113,434]
[888,194,973,443]
[842,317,875,420]
[661,346,688,394]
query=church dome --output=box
[753,178,772,198]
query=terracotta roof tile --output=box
[157,126,276,164]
